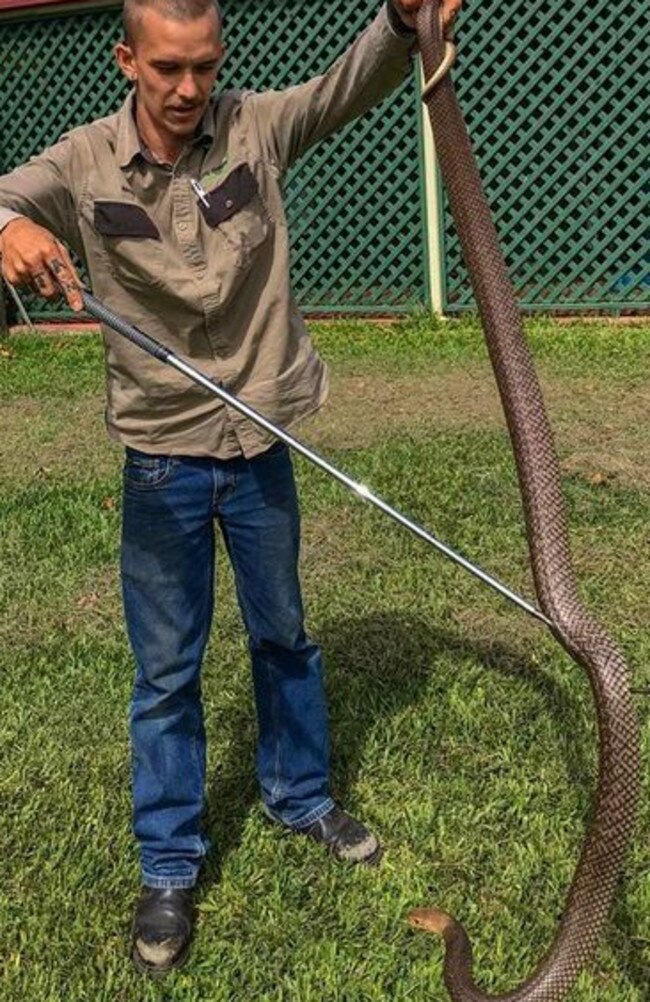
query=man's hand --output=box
[394,0,462,30]
[0,217,83,311]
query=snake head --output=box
[407,907,454,937]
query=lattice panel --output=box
[446,0,649,311]
[0,1,426,320]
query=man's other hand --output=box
[0,217,83,311]
[394,0,463,30]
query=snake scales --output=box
[408,4,640,1000]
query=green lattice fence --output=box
[444,0,649,312]
[1,0,648,321]
[0,0,427,319]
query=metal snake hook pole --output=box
[81,289,550,627]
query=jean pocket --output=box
[123,451,176,489]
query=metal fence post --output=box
[418,57,445,316]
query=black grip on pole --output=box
[82,290,171,364]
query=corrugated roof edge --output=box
[0,0,117,17]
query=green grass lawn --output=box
[0,316,648,1002]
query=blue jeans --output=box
[121,442,334,889]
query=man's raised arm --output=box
[243,1,461,174]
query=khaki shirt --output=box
[0,5,414,458]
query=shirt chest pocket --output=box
[200,163,270,267]
[90,200,166,291]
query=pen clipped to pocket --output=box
[192,164,259,227]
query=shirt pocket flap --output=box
[202,164,258,227]
[94,200,161,240]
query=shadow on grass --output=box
[319,610,594,807]
[318,611,645,997]
[198,608,644,995]
[201,701,258,887]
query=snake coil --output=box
[409,4,640,1000]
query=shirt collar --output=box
[116,90,216,169]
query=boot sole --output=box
[131,939,191,978]
[263,810,383,866]
[331,841,384,867]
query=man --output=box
[0,0,460,976]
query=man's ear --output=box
[115,40,137,83]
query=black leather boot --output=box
[301,806,382,864]
[266,804,383,865]
[131,886,195,976]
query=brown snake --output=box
[408,3,641,1000]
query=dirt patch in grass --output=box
[304,365,650,489]
[301,508,364,577]
[66,563,122,631]
[0,562,122,651]
[452,605,545,649]
[2,363,648,490]
[546,376,650,489]
[303,365,505,449]
[0,395,120,486]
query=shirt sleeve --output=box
[244,3,416,174]
[0,137,77,246]
[385,0,418,38]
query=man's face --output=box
[116,7,224,141]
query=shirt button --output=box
[225,199,233,209]
[178,222,187,232]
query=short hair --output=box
[123,0,222,46]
